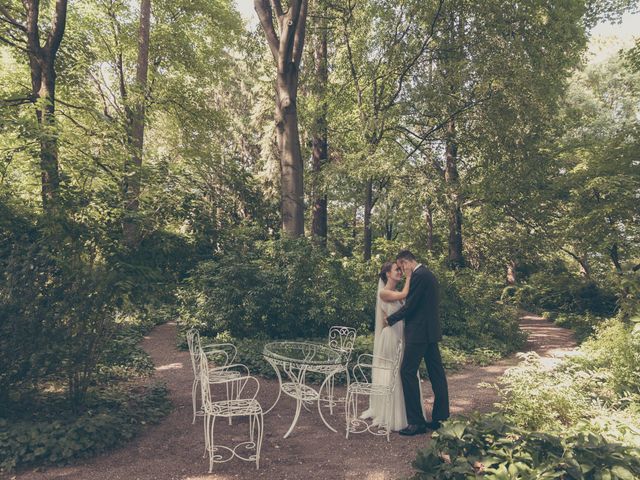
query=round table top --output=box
[262,341,344,366]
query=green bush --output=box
[177,233,370,339]
[554,312,605,343]
[0,383,171,472]
[411,414,640,480]
[0,219,121,409]
[575,317,640,396]
[437,268,525,355]
[492,352,597,431]
[508,270,618,318]
[486,314,640,439]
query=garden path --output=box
[12,312,576,480]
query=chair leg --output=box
[345,389,353,439]
[256,413,264,469]
[328,375,335,415]
[203,413,209,458]
[344,368,351,413]
[208,415,217,473]
[192,377,199,424]
[226,382,232,425]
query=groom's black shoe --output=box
[399,424,427,436]
[424,420,442,431]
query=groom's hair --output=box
[396,250,417,262]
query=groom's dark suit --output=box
[387,264,450,426]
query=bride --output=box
[359,261,414,431]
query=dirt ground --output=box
[9,313,576,480]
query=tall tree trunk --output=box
[385,218,393,241]
[122,0,151,248]
[311,9,328,245]
[561,248,591,279]
[35,63,60,211]
[363,178,373,260]
[610,243,623,273]
[578,255,591,278]
[425,199,434,252]
[445,119,464,268]
[506,260,517,285]
[22,0,68,212]
[255,0,309,237]
[352,203,357,239]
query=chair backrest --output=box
[186,328,201,377]
[328,326,357,361]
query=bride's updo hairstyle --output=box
[379,261,394,284]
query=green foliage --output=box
[0,212,121,408]
[527,271,616,316]
[411,414,640,480]
[177,231,370,339]
[554,312,605,343]
[0,383,171,472]
[575,317,640,396]
[494,353,597,431]
[487,315,640,437]
[436,267,526,354]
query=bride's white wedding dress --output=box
[359,283,409,431]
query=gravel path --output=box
[11,313,576,480]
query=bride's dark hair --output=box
[379,261,394,284]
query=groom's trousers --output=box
[401,342,450,425]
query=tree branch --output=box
[0,4,27,31]
[24,0,41,56]
[254,0,279,62]
[271,0,284,18]
[292,0,308,66]
[0,32,27,51]
[46,0,67,55]
[278,0,302,71]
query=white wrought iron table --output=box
[262,341,344,438]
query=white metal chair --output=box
[345,341,403,442]
[186,328,241,424]
[199,354,264,471]
[323,326,357,413]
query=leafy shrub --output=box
[177,234,369,339]
[554,312,605,343]
[508,270,618,317]
[492,352,598,431]
[574,317,640,396]
[411,414,640,480]
[0,218,122,409]
[436,268,525,355]
[487,315,640,440]
[0,383,171,472]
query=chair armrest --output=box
[211,363,250,377]
[352,353,393,384]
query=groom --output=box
[386,250,450,435]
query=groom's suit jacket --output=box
[387,264,442,344]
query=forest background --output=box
[1,0,639,476]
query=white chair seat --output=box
[209,369,241,382]
[348,381,392,396]
[206,398,263,417]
